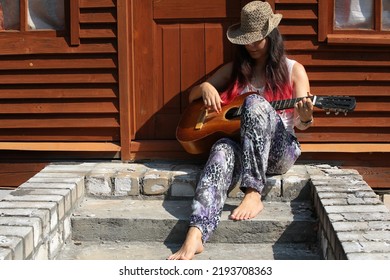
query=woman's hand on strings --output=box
[200,82,222,113]
[295,93,313,123]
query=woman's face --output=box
[245,38,268,60]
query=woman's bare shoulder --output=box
[292,61,306,74]
[292,62,309,84]
[291,61,310,98]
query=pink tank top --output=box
[241,57,296,134]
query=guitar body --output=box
[176,92,253,154]
[176,92,356,155]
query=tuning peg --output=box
[326,110,331,115]
[335,111,339,116]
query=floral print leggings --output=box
[189,94,301,242]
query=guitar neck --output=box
[270,96,315,110]
[232,95,315,119]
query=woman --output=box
[168,1,313,260]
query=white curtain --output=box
[335,0,374,29]
[0,0,64,30]
[383,0,390,30]
[28,0,64,30]
[0,0,19,30]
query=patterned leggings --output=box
[189,94,301,242]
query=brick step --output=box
[19,161,312,201]
[56,240,321,260]
[59,197,321,260]
[81,163,312,201]
[2,162,390,260]
[69,198,318,244]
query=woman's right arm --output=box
[188,62,233,113]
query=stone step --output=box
[70,198,318,244]
[80,162,311,201]
[56,240,321,260]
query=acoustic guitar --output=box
[176,92,356,154]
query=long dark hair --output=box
[220,28,292,104]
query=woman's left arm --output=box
[292,62,313,130]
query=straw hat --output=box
[227,1,282,45]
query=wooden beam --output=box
[117,0,133,161]
[129,140,390,154]
[70,0,80,45]
[327,34,390,46]
[0,142,121,152]
[79,0,116,8]
[300,143,390,153]
[20,0,28,31]
[0,37,116,55]
[153,0,241,19]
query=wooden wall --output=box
[131,0,390,147]
[0,0,123,187]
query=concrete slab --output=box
[384,194,390,211]
[56,241,321,260]
[70,198,317,244]
[0,190,13,200]
[72,197,312,222]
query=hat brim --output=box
[227,14,282,45]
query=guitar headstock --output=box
[314,96,356,115]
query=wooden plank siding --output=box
[277,1,390,145]
[0,0,123,187]
[131,0,389,148]
[0,0,121,141]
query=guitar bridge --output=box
[195,109,208,130]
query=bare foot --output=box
[229,188,263,221]
[167,226,204,260]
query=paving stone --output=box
[0,236,24,260]
[20,182,78,207]
[347,252,390,260]
[0,208,50,234]
[4,193,66,220]
[170,165,199,198]
[384,194,390,211]
[342,241,390,254]
[41,163,97,173]
[0,201,59,231]
[113,172,142,196]
[325,204,389,214]
[0,216,42,247]
[0,226,33,259]
[85,175,112,196]
[143,170,171,195]
[33,242,49,260]
[337,231,390,242]
[0,247,13,260]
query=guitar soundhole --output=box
[225,107,240,120]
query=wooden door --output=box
[131,0,245,144]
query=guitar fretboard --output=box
[270,96,311,110]
[233,96,314,118]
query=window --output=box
[0,0,64,31]
[335,0,374,30]
[318,0,390,45]
[383,0,390,29]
